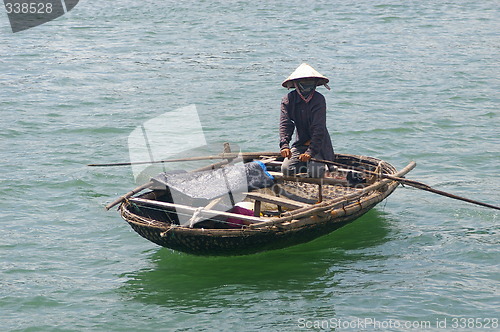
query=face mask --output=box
[295,79,318,103]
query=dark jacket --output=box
[279,90,334,161]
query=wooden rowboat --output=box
[118,153,415,256]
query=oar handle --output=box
[89,152,281,167]
[105,181,153,210]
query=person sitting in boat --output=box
[279,63,335,178]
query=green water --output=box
[1,1,498,331]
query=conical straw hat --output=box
[281,63,330,88]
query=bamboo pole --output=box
[88,152,280,167]
[105,181,153,210]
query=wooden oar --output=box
[105,181,153,210]
[88,152,280,167]
[312,158,500,211]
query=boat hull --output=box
[119,154,414,256]
[125,204,377,256]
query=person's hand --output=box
[299,153,311,162]
[281,148,292,159]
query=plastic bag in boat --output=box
[150,161,274,201]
